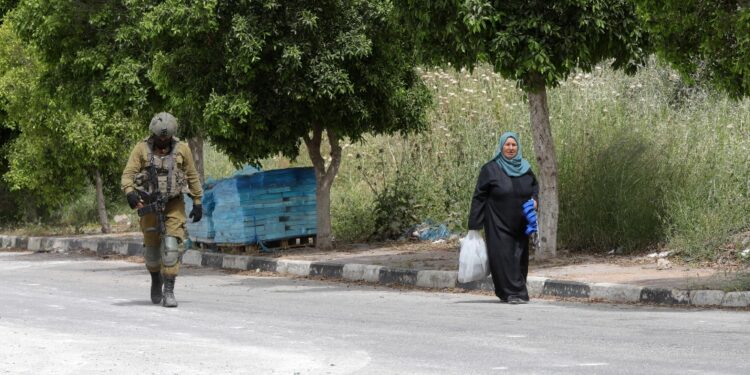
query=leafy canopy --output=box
[1,14,140,207]
[10,0,157,119]
[397,0,649,89]
[636,0,750,98]
[137,0,431,164]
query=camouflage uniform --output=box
[121,112,203,307]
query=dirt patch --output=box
[0,248,28,253]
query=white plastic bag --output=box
[457,230,490,283]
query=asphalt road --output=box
[1,251,749,375]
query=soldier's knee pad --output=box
[161,236,182,267]
[144,246,161,271]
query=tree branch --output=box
[304,125,325,176]
[324,127,342,185]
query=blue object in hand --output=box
[522,199,538,235]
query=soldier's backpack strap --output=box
[146,141,158,194]
[166,139,178,197]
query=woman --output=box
[468,132,538,304]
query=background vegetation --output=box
[234,60,746,262]
[2,59,749,262]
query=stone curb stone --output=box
[310,262,344,278]
[591,283,643,303]
[50,238,68,251]
[222,255,251,270]
[379,267,418,286]
[66,239,82,251]
[456,276,494,292]
[248,257,278,273]
[40,238,53,251]
[342,263,366,281]
[202,252,224,268]
[543,280,590,298]
[80,240,100,253]
[722,291,750,307]
[416,270,457,289]
[127,242,143,256]
[182,250,203,266]
[690,290,726,306]
[113,242,130,255]
[276,259,312,276]
[640,287,690,305]
[97,241,115,256]
[27,237,43,251]
[1,235,18,248]
[360,265,384,283]
[526,277,548,298]
[342,264,383,283]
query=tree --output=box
[636,1,750,99]
[5,5,145,232]
[135,0,431,249]
[396,0,648,257]
[0,0,18,22]
[8,1,429,248]
[0,22,70,218]
[0,9,21,221]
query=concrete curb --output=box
[2,234,748,308]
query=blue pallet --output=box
[185,167,317,245]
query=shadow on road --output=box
[453,299,501,304]
[111,300,158,306]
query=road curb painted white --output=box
[1,234,747,308]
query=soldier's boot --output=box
[150,271,163,304]
[162,276,178,308]
[160,236,181,308]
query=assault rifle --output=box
[136,162,167,236]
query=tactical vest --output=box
[134,138,188,200]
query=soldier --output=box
[121,112,203,308]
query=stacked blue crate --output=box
[184,180,217,243]
[185,167,317,245]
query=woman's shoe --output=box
[508,296,528,304]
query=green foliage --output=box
[330,62,750,261]
[54,185,98,234]
[636,0,750,99]
[330,183,375,243]
[396,0,649,90]
[0,19,139,209]
[10,0,155,117]
[359,150,424,240]
[4,1,430,247]
[371,176,420,240]
[0,0,18,22]
[130,0,431,164]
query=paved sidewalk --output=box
[1,232,749,308]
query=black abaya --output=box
[468,161,538,301]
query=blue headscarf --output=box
[493,131,531,177]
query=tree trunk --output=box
[303,125,342,250]
[94,169,111,234]
[527,74,558,258]
[188,136,205,184]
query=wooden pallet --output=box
[194,235,316,255]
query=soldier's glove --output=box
[126,191,141,209]
[189,204,203,223]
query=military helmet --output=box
[149,112,178,138]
